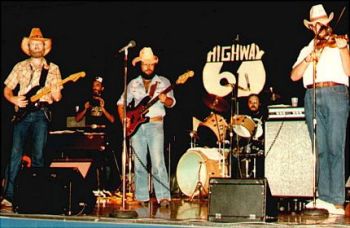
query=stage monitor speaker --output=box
[50,158,98,190]
[265,120,313,197]
[14,166,96,215]
[208,178,277,222]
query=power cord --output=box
[130,145,171,193]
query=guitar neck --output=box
[29,71,85,103]
[30,80,65,103]
[144,85,174,111]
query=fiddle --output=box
[315,34,349,49]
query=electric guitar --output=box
[11,71,86,123]
[126,70,194,137]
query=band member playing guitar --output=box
[1,28,63,208]
[117,47,176,208]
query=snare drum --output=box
[231,115,256,138]
[176,147,227,197]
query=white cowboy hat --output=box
[21,28,52,56]
[303,4,334,29]
[132,47,159,66]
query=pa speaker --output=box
[265,120,313,197]
[208,178,277,222]
[14,166,96,215]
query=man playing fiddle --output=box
[290,4,350,215]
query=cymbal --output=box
[203,93,229,112]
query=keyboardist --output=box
[73,76,118,192]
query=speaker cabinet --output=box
[208,178,277,222]
[14,166,96,215]
[265,120,313,197]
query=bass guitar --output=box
[11,71,86,123]
[126,70,194,137]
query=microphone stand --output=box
[302,34,328,218]
[229,81,240,178]
[110,48,138,219]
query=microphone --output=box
[245,74,250,91]
[220,78,234,87]
[118,40,136,53]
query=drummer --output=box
[244,93,268,147]
[246,93,267,122]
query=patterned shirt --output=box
[117,74,176,118]
[4,58,62,103]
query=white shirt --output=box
[292,39,349,88]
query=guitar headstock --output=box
[68,71,86,82]
[176,70,194,85]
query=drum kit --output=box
[176,93,265,199]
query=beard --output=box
[29,50,45,58]
[141,71,156,80]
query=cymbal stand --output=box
[189,161,206,201]
[213,113,227,177]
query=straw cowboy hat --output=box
[132,47,159,66]
[303,4,334,29]
[21,28,52,56]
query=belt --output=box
[149,116,163,122]
[34,102,49,110]
[306,81,344,89]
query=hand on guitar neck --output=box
[8,71,86,123]
[123,70,194,137]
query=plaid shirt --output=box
[4,58,62,103]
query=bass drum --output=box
[176,147,227,197]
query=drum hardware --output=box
[189,130,199,148]
[188,161,207,201]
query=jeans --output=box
[304,85,349,205]
[4,110,48,201]
[130,121,170,202]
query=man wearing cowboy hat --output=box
[1,28,62,208]
[291,4,350,215]
[117,47,175,207]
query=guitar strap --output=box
[39,62,52,122]
[148,81,158,98]
[39,62,49,88]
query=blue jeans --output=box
[130,121,170,202]
[4,110,48,201]
[304,85,349,205]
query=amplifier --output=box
[268,106,305,120]
[208,178,278,222]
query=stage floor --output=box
[1,195,350,227]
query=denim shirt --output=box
[117,74,176,118]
